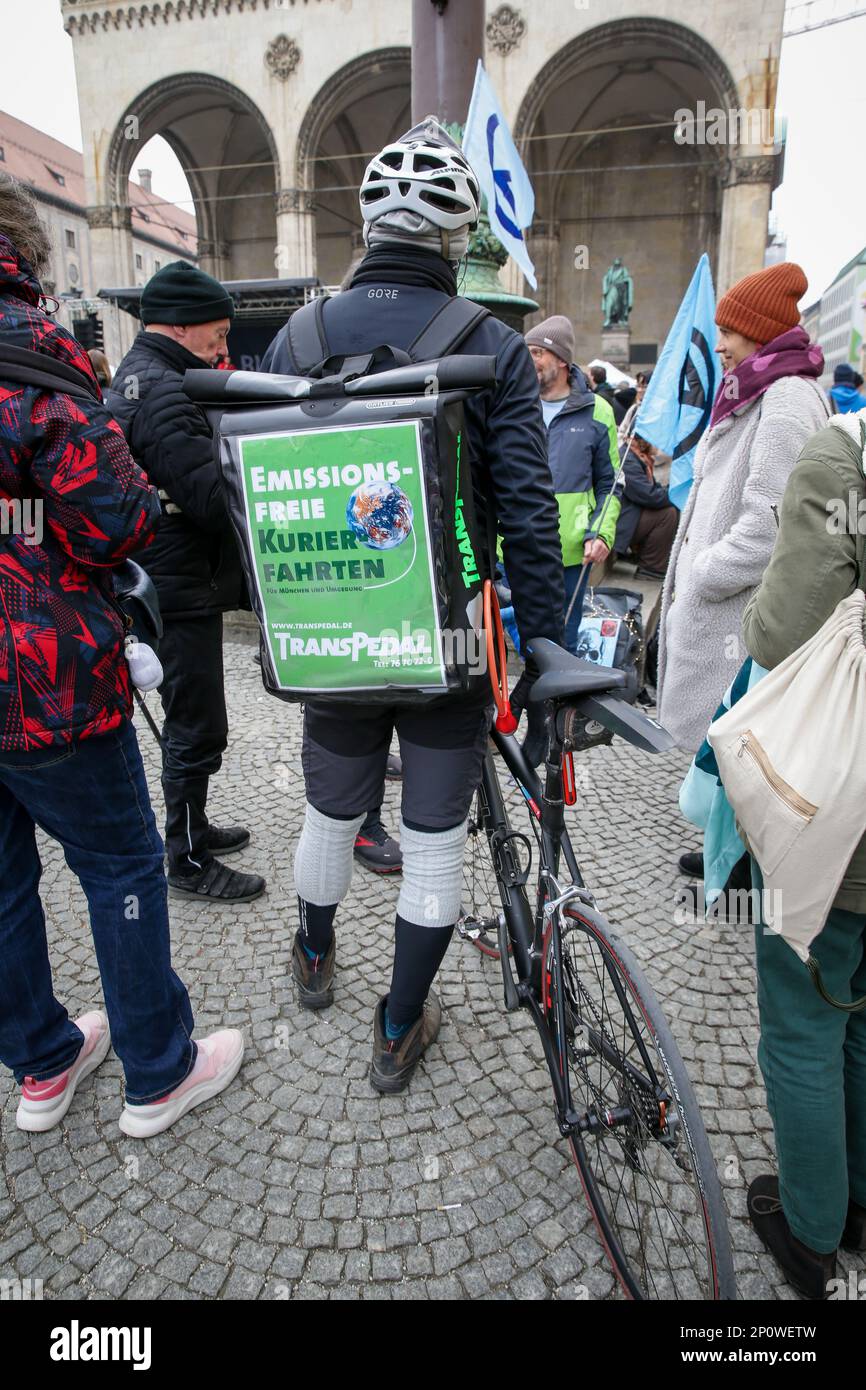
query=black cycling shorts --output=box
[302,697,493,831]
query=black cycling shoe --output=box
[292,931,335,1011]
[385,753,403,780]
[207,825,251,857]
[354,818,402,874]
[747,1175,836,1300]
[679,851,704,878]
[168,858,266,903]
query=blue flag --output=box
[634,253,718,509]
[462,60,537,289]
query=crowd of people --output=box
[1,115,865,1299]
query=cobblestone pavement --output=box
[2,636,862,1301]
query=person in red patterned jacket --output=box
[0,177,243,1139]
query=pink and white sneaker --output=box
[16,1010,111,1133]
[118,1029,244,1139]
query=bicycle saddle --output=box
[525,638,626,703]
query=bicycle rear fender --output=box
[572,692,675,755]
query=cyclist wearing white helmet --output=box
[262,118,564,1093]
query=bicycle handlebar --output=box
[183,354,497,406]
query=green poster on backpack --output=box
[237,420,447,692]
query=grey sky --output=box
[5,0,864,301]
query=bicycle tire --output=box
[546,905,736,1301]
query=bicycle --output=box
[457,626,736,1301]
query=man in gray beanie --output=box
[107,263,267,905]
[524,314,620,655]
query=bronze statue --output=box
[602,258,633,328]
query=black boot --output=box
[747,1175,836,1300]
[370,992,441,1094]
[841,1198,866,1251]
[292,931,336,1010]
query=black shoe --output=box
[841,1198,866,1251]
[747,1175,836,1300]
[679,851,704,878]
[292,931,335,1011]
[677,881,753,925]
[385,753,402,780]
[168,858,266,903]
[207,825,251,857]
[354,818,402,874]
[370,991,441,1095]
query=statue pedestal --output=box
[601,326,631,371]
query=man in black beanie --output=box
[107,261,266,903]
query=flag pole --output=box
[562,422,638,633]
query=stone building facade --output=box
[0,109,195,361]
[61,0,787,364]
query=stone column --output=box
[411,0,484,124]
[197,239,232,281]
[86,203,135,364]
[525,219,560,324]
[716,154,779,296]
[275,188,317,282]
[86,203,134,288]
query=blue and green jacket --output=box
[545,366,620,565]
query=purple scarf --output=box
[709,326,824,430]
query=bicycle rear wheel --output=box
[545,905,736,1300]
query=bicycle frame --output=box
[479,722,668,1140]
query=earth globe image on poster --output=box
[345,481,414,550]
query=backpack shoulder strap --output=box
[286,296,330,375]
[407,296,490,363]
[0,342,99,400]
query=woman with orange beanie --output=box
[658,261,828,763]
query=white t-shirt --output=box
[541,396,568,428]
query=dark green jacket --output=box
[742,415,866,912]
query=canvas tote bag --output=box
[707,587,866,966]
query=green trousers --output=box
[755,888,866,1252]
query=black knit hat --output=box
[140,260,234,326]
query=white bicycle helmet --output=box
[360,118,481,234]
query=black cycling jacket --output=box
[262,273,565,653]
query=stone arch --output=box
[107,73,279,279]
[295,47,411,286]
[512,19,743,359]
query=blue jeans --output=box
[0,720,196,1103]
[563,565,589,654]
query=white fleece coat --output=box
[658,374,829,752]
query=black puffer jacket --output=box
[107,330,243,619]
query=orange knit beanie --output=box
[715,261,808,345]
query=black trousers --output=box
[157,614,229,874]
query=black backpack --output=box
[186,296,500,706]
